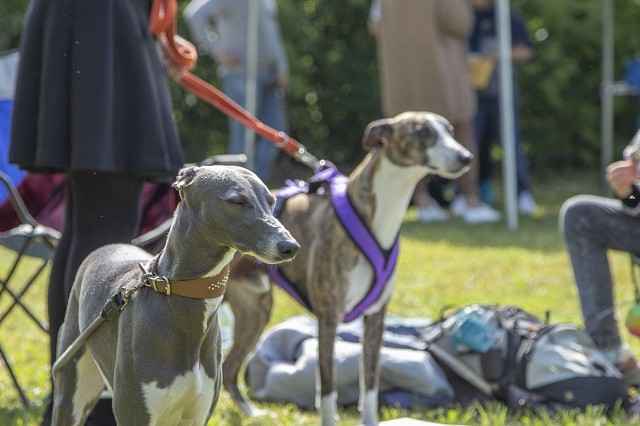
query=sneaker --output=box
[450,195,467,217]
[518,191,537,215]
[418,204,450,222]
[462,203,501,224]
[614,345,640,388]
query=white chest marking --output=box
[142,363,216,425]
[202,297,223,333]
[370,156,425,248]
[345,257,397,316]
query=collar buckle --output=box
[139,263,171,295]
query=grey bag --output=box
[514,323,627,410]
[423,304,629,411]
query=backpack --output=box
[421,304,629,411]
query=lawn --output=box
[2,169,640,425]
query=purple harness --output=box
[267,166,400,323]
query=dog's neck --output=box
[348,148,426,249]
[155,204,236,281]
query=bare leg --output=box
[453,120,482,208]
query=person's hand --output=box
[215,51,242,67]
[605,160,639,198]
[276,70,289,91]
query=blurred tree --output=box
[277,0,380,170]
[517,0,640,170]
[0,0,27,51]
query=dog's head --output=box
[173,165,299,264]
[362,111,472,179]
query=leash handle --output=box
[149,0,197,71]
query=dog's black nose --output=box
[278,240,300,257]
[459,151,473,165]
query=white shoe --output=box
[418,204,450,222]
[518,191,537,215]
[450,195,467,217]
[610,344,640,388]
[462,203,501,224]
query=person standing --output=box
[183,0,289,184]
[9,0,185,423]
[369,0,501,224]
[468,0,536,215]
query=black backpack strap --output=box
[493,307,542,400]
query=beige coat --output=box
[373,0,476,124]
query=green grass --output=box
[2,170,640,425]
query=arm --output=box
[182,0,227,59]
[511,42,533,64]
[478,10,533,64]
[271,6,289,90]
[440,0,474,40]
[479,43,532,64]
[510,10,533,64]
[605,160,640,215]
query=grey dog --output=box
[51,165,299,426]
[223,111,473,425]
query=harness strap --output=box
[267,166,400,323]
[330,175,400,323]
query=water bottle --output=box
[449,307,497,353]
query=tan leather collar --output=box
[139,258,230,299]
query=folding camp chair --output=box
[0,171,60,408]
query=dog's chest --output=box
[141,362,217,424]
[344,254,396,315]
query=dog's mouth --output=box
[424,162,471,179]
[239,239,300,265]
[251,251,298,265]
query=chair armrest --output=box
[0,170,38,227]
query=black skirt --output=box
[9,0,184,178]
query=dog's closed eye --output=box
[225,194,251,208]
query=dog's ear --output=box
[362,119,392,151]
[173,166,199,198]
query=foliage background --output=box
[3,0,640,176]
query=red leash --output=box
[149,0,322,171]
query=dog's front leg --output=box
[359,306,387,425]
[317,314,340,426]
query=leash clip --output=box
[139,262,171,295]
[101,291,128,320]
